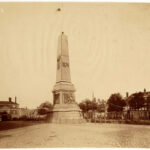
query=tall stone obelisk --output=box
[51,32,84,123]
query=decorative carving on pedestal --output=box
[63,93,75,104]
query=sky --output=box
[0,2,150,108]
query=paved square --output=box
[0,123,150,148]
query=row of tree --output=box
[79,91,150,113]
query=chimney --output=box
[9,97,12,102]
[15,96,17,103]
[126,92,129,98]
[144,88,146,94]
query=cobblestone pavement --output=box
[0,123,149,148]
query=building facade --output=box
[0,97,19,120]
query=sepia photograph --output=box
[0,1,150,148]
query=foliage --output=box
[37,101,53,115]
[91,99,97,111]
[79,98,106,112]
[146,95,150,110]
[79,99,93,112]
[38,108,48,115]
[107,93,126,112]
[97,103,105,112]
[1,112,12,121]
[128,92,145,110]
[19,115,27,121]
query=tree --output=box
[37,101,53,115]
[107,93,126,112]
[146,95,150,110]
[79,98,99,120]
[128,92,145,110]
[91,99,97,111]
[79,101,87,113]
[79,99,93,113]
[97,103,106,113]
[79,98,99,112]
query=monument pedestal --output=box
[50,104,85,123]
